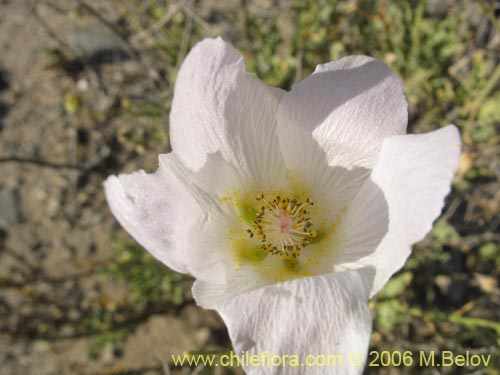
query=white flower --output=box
[104,38,460,374]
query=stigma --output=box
[247,193,317,259]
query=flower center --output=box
[247,194,317,259]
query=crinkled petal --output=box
[105,150,244,280]
[339,125,461,295]
[277,56,407,170]
[216,270,373,375]
[170,37,285,186]
[104,156,201,274]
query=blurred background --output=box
[0,0,499,374]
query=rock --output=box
[195,327,210,347]
[0,68,9,92]
[0,188,19,224]
[120,315,194,369]
[69,20,124,59]
[474,273,498,294]
[100,342,115,365]
[426,0,455,16]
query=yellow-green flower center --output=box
[225,185,342,282]
[246,194,317,259]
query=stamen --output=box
[247,193,316,259]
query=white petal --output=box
[104,159,200,274]
[279,134,370,222]
[170,37,285,185]
[155,152,243,282]
[192,268,263,309]
[105,150,244,280]
[339,125,461,295]
[161,151,242,199]
[277,56,407,170]
[216,270,372,375]
[333,177,389,266]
